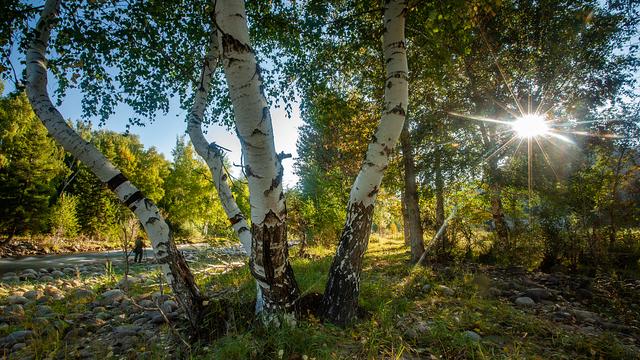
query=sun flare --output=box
[512,114,549,138]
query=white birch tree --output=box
[215,0,300,316]
[322,0,409,325]
[186,31,264,313]
[25,0,204,326]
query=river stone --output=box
[23,290,43,301]
[6,304,25,317]
[2,272,16,278]
[437,285,455,296]
[161,300,178,314]
[138,299,154,308]
[10,342,26,352]
[515,297,535,307]
[50,270,64,277]
[35,305,53,317]
[62,268,76,275]
[6,296,29,305]
[114,325,142,336]
[100,289,125,305]
[524,288,552,301]
[463,330,481,341]
[1,330,33,347]
[96,312,112,321]
[40,275,54,282]
[151,292,169,304]
[572,309,600,323]
[421,284,432,292]
[21,269,38,276]
[2,276,19,283]
[71,288,96,302]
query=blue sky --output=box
[2,66,303,188]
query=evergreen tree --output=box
[0,92,66,241]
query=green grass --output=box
[2,236,637,359]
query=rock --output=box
[40,275,54,282]
[35,305,53,317]
[113,325,142,336]
[1,330,33,347]
[572,309,600,323]
[514,297,535,307]
[463,330,481,342]
[524,288,552,301]
[21,269,38,276]
[138,299,154,308]
[23,290,43,301]
[2,276,19,283]
[151,292,169,304]
[421,284,432,292]
[50,270,64,277]
[10,342,26,352]
[62,268,76,275]
[6,304,25,317]
[437,285,455,296]
[100,289,125,305]
[6,296,29,305]
[96,312,112,321]
[161,300,178,314]
[71,288,96,303]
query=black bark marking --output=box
[250,210,300,313]
[124,191,144,208]
[106,173,127,191]
[229,213,244,225]
[387,103,406,116]
[244,165,263,179]
[221,33,252,54]
[146,217,160,225]
[368,186,379,197]
[322,202,375,325]
[252,128,267,136]
[221,173,228,182]
[263,165,284,196]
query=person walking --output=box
[133,236,145,263]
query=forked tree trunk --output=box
[322,0,409,325]
[186,31,263,312]
[216,0,299,316]
[400,120,424,263]
[26,0,203,326]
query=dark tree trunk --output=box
[250,215,300,314]
[321,202,375,325]
[401,192,410,246]
[400,121,424,263]
[434,152,448,257]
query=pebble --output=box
[463,330,481,341]
[100,289,125,305]
[515,296,535,306]
[437,285,455,296]
[6,296,29,305]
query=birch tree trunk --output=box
[186,31,264,313]
[215,0,299,316]
[25,0,204,326]
[400,120,424,263]
[322,0,409,325]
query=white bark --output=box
[186,31,263,313]
[216,0,299,314]
[26,0,203,325]
[323,0,408,325]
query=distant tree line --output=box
[0,90,247,245]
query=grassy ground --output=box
[1,235,637,359]
[192,235,638,360]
